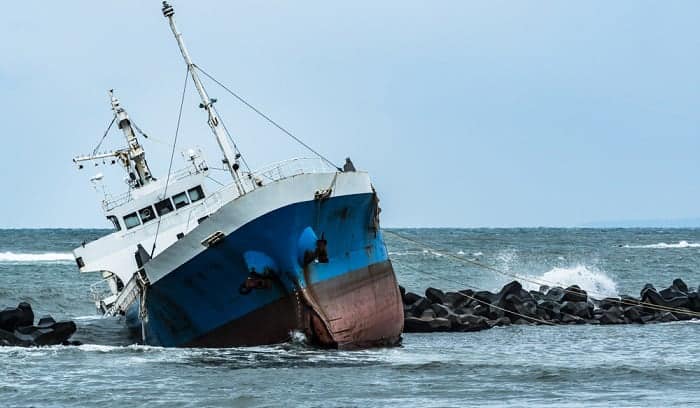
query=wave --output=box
[0,251,74,263]
[523,265,618,298]
[623,241,700,249]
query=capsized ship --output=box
[72,2,403,348]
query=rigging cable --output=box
[384,230,700,318]
[92,115,116,155]
[151,67,190,257]
[193,64,342,171]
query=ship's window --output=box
[124,212,141,229]
[172,191,189,209]
[188,186,205,202]
[139,206,156,224]
[106,215,121,232]
[155,198,174,216]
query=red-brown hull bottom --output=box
[185,260,403,348]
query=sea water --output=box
[0,228,699,407]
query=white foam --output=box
[0,251,73,263]
[623,241,700,249]
[524,265,618,298]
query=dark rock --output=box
[488,316,512,327]
[399,285,406,299]
[687,292,700,312]
[623,306,644,323]
[403,292,422,305]
[654,312,679,323]
[672,278,689,294]
[454,314,491,332]
[537,300,562,321]
[443,291,469,309]
[598,297,622,310]
[16,302,34,327]
[430,303,451,318]
[561,313,585,324]
[0,304,76,347]
[0,308,22,332]
[561,301,593,319]
[410,297,432,316]
[529,290,545,302]
[425,287,447,305]
[539,285,550,294]
[512,318,531,325]
[420,309,436,319]
[562,285,588,303]
[403,317,432,332]
[599,306,625,324]
[642,283,689,309]
[473,290,497,305]
[471,303,489,317]
[545,286,566,303]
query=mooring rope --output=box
[385,230,700,318]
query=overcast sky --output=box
[1,1,698,228]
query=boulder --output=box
[623,306,645,323]
[454,314,491,332]
[562,285,588,303]
[642,283,689,309]
[430,303,451,318]
[425,287,447,305]
[487,316,512,327]
[403,292,422,306]
[443,292,469,309]
[410,297,432,317]
[545,286,566,303]
[599,306,625,324]
[537,300,562,322]
[0,303,76,347]
[561,301,593,319]
[654,312,679,323]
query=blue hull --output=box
[129,192,402,347]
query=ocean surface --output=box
[1,228,699,407]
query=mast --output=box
[73,91,154,189]
[110,90,154,187]
[161,1,245,195]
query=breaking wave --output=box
[0,252,74,263]
[524,265,618,298]
[623,241,700,249]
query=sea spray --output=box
[524,265,618,298]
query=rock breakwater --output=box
[0,302,78,346]
[401,278,700,333]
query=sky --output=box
[0,1,698,228]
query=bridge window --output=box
[124,212,141,229]
[106,215,121,232]
[139,206,156,224]
[188,185,205,202]
[155,198,174,216]
[172,191,190,209]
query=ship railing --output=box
[102,190,133,211]
[89,279,113,304]
[101,164,206,211]
[247,157,338,185]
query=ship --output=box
[71,2,403,348]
